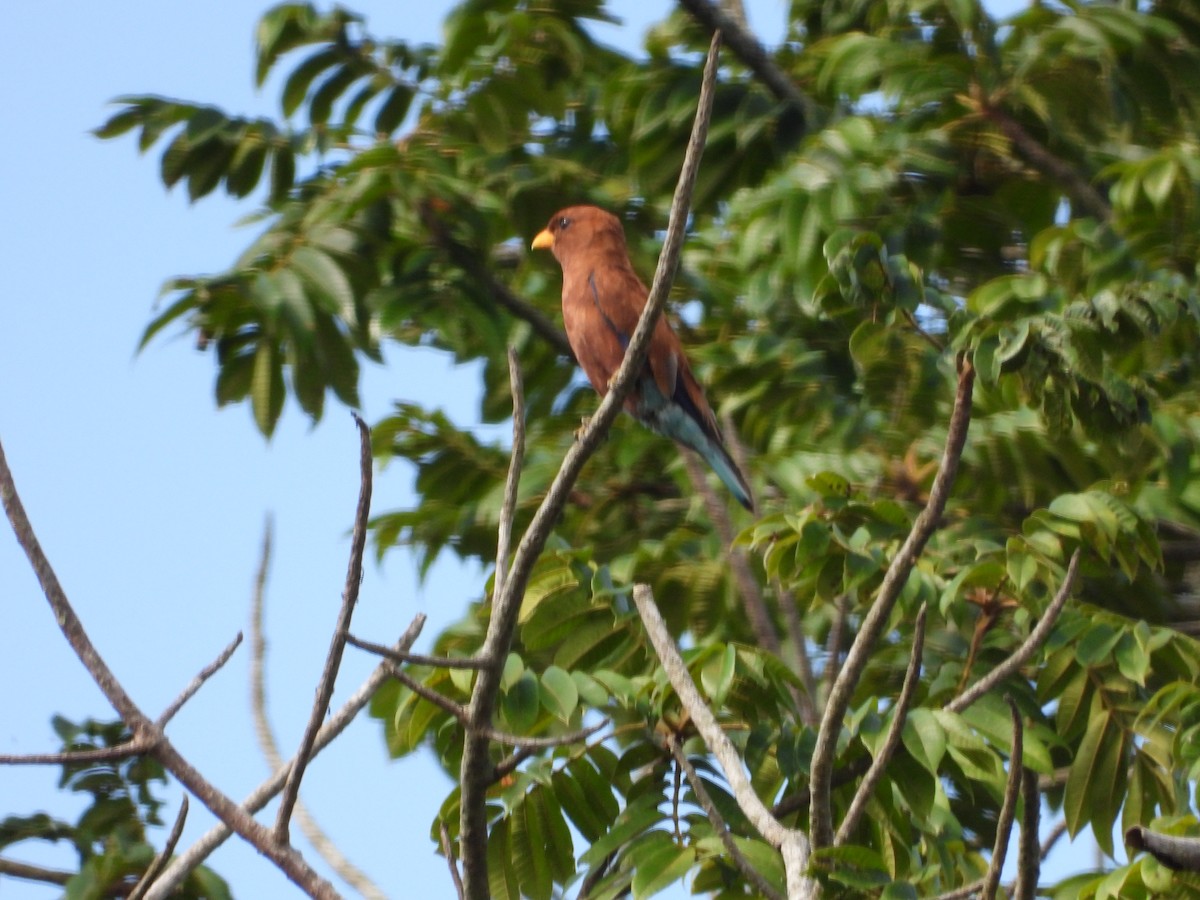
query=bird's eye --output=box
[558,217,571,230]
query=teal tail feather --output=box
[636,379,754,512]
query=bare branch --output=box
[982,699,1023,900]
[127,796,188,900]
[1127,825,1200,872]
[0,857,73,887]
[947,549,1081,715]
[836,603,927,845]
[275,413,373,845]
[495,346,525,602]
[440,822,466,900]
[1041,819,1067,860]
[250,521,387,900]
[931,879,985,900]
[142,614,426,900]
[345,634,491,669]
[156,632,243,728]
[677,0,810,118]
[668,736,785,900]
[1013,767,1040,900]
[0,437,341,899]
[0,739,156,766]
[810,357,975,849]
[633,583,817,898]
[458,33,726,900]
[391,664,607,749]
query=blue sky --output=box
[0,2,1095,898]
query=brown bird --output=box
[532,205,753,511]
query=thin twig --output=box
[142,615,426,900]
[931,878,985,900]
[668,737,785,900]
[458,33,726,900]
[0,739,156,766]
[440,822,466,900]
[1013,767,1040,900]
[634,583,818,898]
[1040,819,1067,860]
[275,413,373,845]
[391,664,607,749]
[822,593,849,702]
[156,633,244,728]
[947,549,1081,714]
[250,521,387,900]
[346,633,491,669]
[835,603,927,845]
[494,346,525,602]
[0,437,341,900]
[981,700,1023,900]
[809,357,975,849]
[127,797,188,900]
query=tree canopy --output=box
[66,0,1200,896]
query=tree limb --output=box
[0,436,341,899]
[0,858,73,888]
[1013,767,1040,900]
[345,633,491,669]
[982,105,1111,223]
[494,346,525,603]
[457,33,725,900]
[835,603,927,845]
[809,356,975,849]
[275,413,373,845]
[634,583,817,899]
[1126,825,1200,872]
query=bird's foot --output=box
[575,416,592,440]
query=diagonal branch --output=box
[345,634,491,669]
[0,436,341,899]
[677,0,810,118]
[275,413,373,845]
[0,740,156,766]
[494,346,525,602]
[127,796,188,900]
[1126,826,1200,872]
[946,549,1081,715]
[667,736,785,900]
[157,632,243,728]
[982,106,1111,223]
[634,584,817,899]
[809,356,974,849]
[424,209,575,360]
[835,603,927,845]
[457,32,726,900]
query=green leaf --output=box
[290,246,354,317]
[631,833,695,899]
[250,340,284,435]
[374,84,415,134]
[700,643,736,707]
[539,666,579,723]
[902,708,946,775]
[502,671,540,734]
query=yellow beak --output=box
[531,229,554,250]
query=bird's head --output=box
[531,205,628,268]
